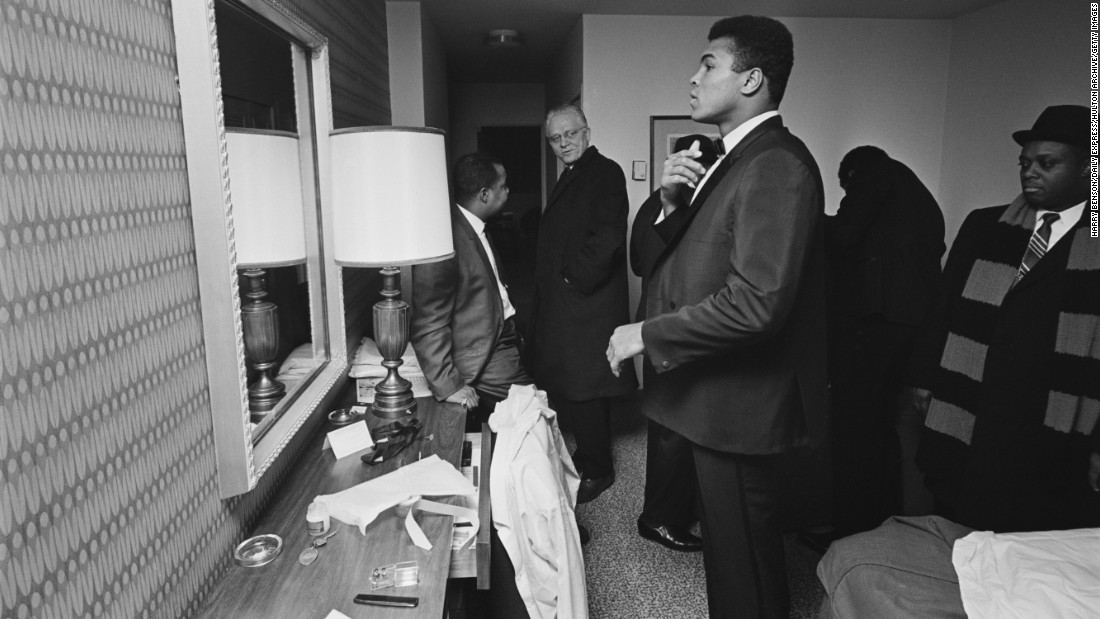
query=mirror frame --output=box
[172,0,349,497]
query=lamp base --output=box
[240,268,286,421]
[371,266,416,420]
[371,367,417,419]
[248,360,286,416]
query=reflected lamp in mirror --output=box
[330,127,454,419]
[226,128,307,419]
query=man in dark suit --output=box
[530,103,637,505]
[628,134,718,553]
[410,152,531,419]
[609,16,826,618]
[820,146,945,541]
[410,153,541,619]
[910,105,1100,534]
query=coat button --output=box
[662,361,670,368]
[669,301,676,309]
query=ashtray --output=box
[328,407,361,427]
[234,534,283,568]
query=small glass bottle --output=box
[306,500,329,536]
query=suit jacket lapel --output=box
[1010,213,1089,295]
[545,146,596,214]
[654,118,784,266]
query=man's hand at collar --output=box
[659,141,707,217]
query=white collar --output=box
[720,110,780,156]
[1034,201,1085,228]
[457,204,485,235]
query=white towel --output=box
[349,337,422,378]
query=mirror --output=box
[172,0,350,497]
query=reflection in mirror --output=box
[216,1,324,440]
[225,129,309,421]
[175,0,347,496]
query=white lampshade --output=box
[329,127,454,267]
[226,128,308,268]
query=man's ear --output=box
[740,68,764,96]
[479,188,490,203]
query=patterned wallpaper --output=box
[0,0,389,617]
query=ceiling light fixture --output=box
[484,29,524,48]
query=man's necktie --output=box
[482,229,507,285]
[713,138,726,157]
[1014,212,1060,284]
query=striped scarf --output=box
[924,195,1100,447]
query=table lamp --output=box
[226,128,308,419]
[329,127,454,419]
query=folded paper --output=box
[322,420,374,459]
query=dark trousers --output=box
[829,319,916,534]
[553,396,613,479]
[640,419,697,527]
[469,317,532,429]
[694,443,788,619]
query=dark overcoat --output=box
[530,146,638,400]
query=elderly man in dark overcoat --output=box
[530,103,637,505]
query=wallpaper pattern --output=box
[0,0,389,617]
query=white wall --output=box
[581,14,953,310]
[938,0,1087,246]
[545,18,585,190]
[386,1,448,131]
[386,2,425,125]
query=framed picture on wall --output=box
[649,115,720,192]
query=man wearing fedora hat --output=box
[813,104,1099,619]
[907,104,1100,533]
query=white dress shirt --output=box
[1034,200,1085,249]
[656,110,781,224]
[457,204,516,320]
[690,110,780,204]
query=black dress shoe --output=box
[576,474,614,504]
[637,518,703,552]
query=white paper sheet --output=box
[322,420,374,460]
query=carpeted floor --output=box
[568,396,827,619]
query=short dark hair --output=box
[453,152,503,205]
[708,16,794,104]
[839,145,890,188]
